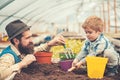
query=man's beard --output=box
[18,42,34,55]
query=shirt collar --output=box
[95,33,103,42]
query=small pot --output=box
[59,59,73,71]
[34,52,52,64]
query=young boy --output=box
[68,16,119,76]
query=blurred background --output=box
[0,0,119,34]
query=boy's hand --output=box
[68,66,76,72]
[68,63,82,72]
[75,61,83,69]
[68,59,78,72]
[68,60,83,72]
[72,59,78,67]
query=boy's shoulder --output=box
[84,40,90,45]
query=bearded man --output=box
[0,20,65,80]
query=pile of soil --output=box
[13,62,120,80]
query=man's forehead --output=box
[22,30,32,37]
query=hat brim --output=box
[9,26,31,40]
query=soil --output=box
[13,62,120,80]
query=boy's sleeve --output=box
[83,41,106,57]
[75,42,88,63]
[94,41,107,56]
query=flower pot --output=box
[86,56,108,79]
[59,59,73,71]
[34,52,52,64]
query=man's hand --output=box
[47,35,65,46]
[18,54,36,69]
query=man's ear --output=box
[13,38,19,45]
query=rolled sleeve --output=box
[0,54,20,80]
[34,43,50,53]
[75,42,88,63]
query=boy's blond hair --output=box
[82,16,104,32]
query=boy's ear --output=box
[97,31,101,34]
[99,27,103,32]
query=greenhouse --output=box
[0,0,120,80]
